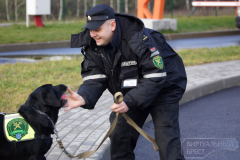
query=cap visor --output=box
[84,21,105,30]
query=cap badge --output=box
[88,15,91,21]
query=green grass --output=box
[1,46,240,113]
[0,56,83,112]
[178,46,240,66]
[0,21,85,44]
[161,15,237,34]
[0,16,238,44]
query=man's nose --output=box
[90,31,96,37]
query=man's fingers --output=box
[68,88,74,95]
[110,102,129,113]
[111,104,123,112]
[64,106,71,112]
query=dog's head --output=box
[18,84,67,134]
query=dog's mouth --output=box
[59,85,68,107]
[60,93,67,107]
[62,94,66,100]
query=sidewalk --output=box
[45,60,240,160]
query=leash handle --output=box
[114,92,123,104]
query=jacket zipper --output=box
[100,50,117,93]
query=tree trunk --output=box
[117,0,120,13]
[15,0,17,21]
[58,0,62,21]
[93,0,96,7]
[14,0,25,21]
[84,0,87,15]
[125,0,128,14]
[77,0,80,17]
[110,0,113,8]
[186,0,189,11]
[5,0,10,21]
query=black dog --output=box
[0,84,67,160]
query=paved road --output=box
[0,35,240,65]
[134,86,240,160]
[168,35,240,50]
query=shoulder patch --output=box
[153,56,164,69]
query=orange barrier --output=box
[137,0,165,19]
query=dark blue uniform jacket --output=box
[71,13,187,110]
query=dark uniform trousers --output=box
[109,103,185,160]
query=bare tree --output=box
[14,0,25,21]
[58,0,63,20]
[186,0,190,11]
[110,0,113,8]
[84,0,87,15]
[125,0,128,13]
[117,0,120,12]
[93,0,96,6]
[77,0,80,17]
[5,0,10,21]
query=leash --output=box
[114,92,159,151]
[54,92,159,159]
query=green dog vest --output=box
[4,113,35,142]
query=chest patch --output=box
[4,113,35,142]
[121,61,137,67]
[153,56,164,69]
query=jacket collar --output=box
[109,18,121,51]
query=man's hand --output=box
[110,101,129,113]
[63,88,86,112]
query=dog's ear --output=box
[18,105,54,134]
[40,88,61,107]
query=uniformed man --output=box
[64,4,187,160]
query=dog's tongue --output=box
[62,94,66,99]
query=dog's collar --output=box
[32,108,60,138]
[32,108,56,130]
[35,133,51,139]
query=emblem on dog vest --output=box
[4,113,35,142]
[153,56,163,69]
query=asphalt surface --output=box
[134,86,240,160]
[168,35,240,50]
[0,35,240,65]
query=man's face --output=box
[90,20,116,46]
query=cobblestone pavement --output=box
[185,60,240,90]
[45,60,240,160]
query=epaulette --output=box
[142,35,161,58]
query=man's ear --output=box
[41,89,61,107]
[110,20,116,32]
